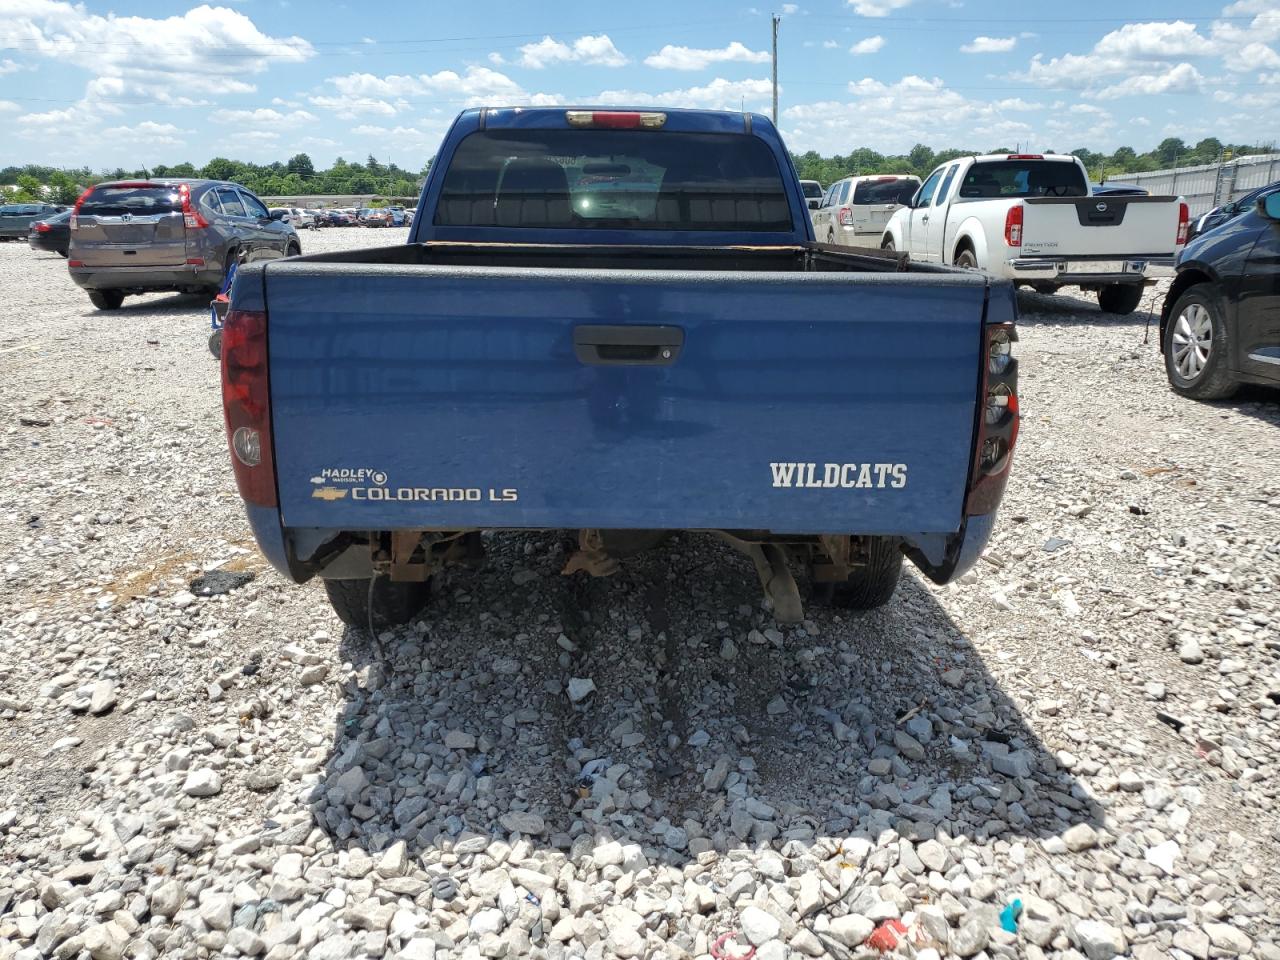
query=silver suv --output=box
[69,179,300,310]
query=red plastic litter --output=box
[711,932,756,960]
[867,918,908,952]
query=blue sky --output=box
[1,0,1278,169]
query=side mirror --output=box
[1263,192,1280,220]
[269,209,286,221]
[807,198,820,210]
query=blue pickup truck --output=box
[220,107,1020,628]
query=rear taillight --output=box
[1004,204,1023,247]
[565,110,666,129]
[1005,154,1043,160]
[70,186,94,231]
[837,206,854,226]
[966,323,1019,516]
[34,222,51,233]
[1176,202,1189,245]
[180,183,209,229]
[220,309,277,507]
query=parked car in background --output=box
[220,105,1020,629]
[1160,188,1280,400]
[0,202,65,240]
[881,154,1188,314]
[388,205,409,226]
[812,175,919,245]
[68,179,301,310]
[27,209,72,257]
[1091,182,1148,196]
[359,207,392,227]
[271,207,318,229]
[799,179,824,210]
[1186,180,1280,241]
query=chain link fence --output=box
[1108,154,1280,216]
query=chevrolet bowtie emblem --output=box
[311,486,348,501]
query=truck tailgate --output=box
[264,263,987,534]
[1021,196,1179,257]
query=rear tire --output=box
[88,290,125,310]
[954,248,978,269]
[285,241,301,257]
[1163,286,1238,401]
[814,538,903,610]
[323,576,432,629]
[881,238,895,251]
[1097,283,1144,315]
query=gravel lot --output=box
[1,227,1278,960]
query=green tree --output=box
[201,157,238,181]
[286,153,315,179]
[1154,137,1186,167]
[13,173,43,202]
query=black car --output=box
[1186,180,1280,242]
[1160,188,1280,399]
[27,209,71,257]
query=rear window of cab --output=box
[435,129,792,232]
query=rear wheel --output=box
[954,248,978,269]
[1164,286,1237,401]
[1097,283,1144,315]
[881,238,895,251]
[812,538,903,610]
[285,240,301,257]
[88,290,124,310]
[323,576,432,629]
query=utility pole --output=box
[771,14,780,125]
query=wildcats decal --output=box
[770,462,908,490]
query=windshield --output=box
[852,178,919,205]
[81,185,182,216]
[800,181,824,199]
[957,160,1088,199]
[435,129,792,231]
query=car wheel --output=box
[285,241,301,257]
[881,238,895,251]
[1164,287,1238,401]
[954,248,979,269]
[1098,283,1145,315]
[208,329,223,358]
[88,290,125,310]
[323,576,432,629]
[811,537,903,611]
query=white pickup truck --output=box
[881,153,1189,314]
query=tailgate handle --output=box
[573,325,684,366]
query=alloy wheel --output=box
[1171,303,1213,380]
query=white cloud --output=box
[1093,21,1213,59]
[850,36,885,55]
[311,67,561,119]
[595,77,773,111]
[488,52,506,65]
[517,34,628,69]
[644,42,770,71]
[961,36,1017,54]
[0,1,314,111]
[100,121,187,145]
[782,75,1109,155]
[0,58,21,75]
[1225,41,1280,72]
[782,3,800,13]
[846,0,913,16]
[1093,63,1204,100]
[210,107,316,125]
[0,100,21,113]
[822,40,839,49]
